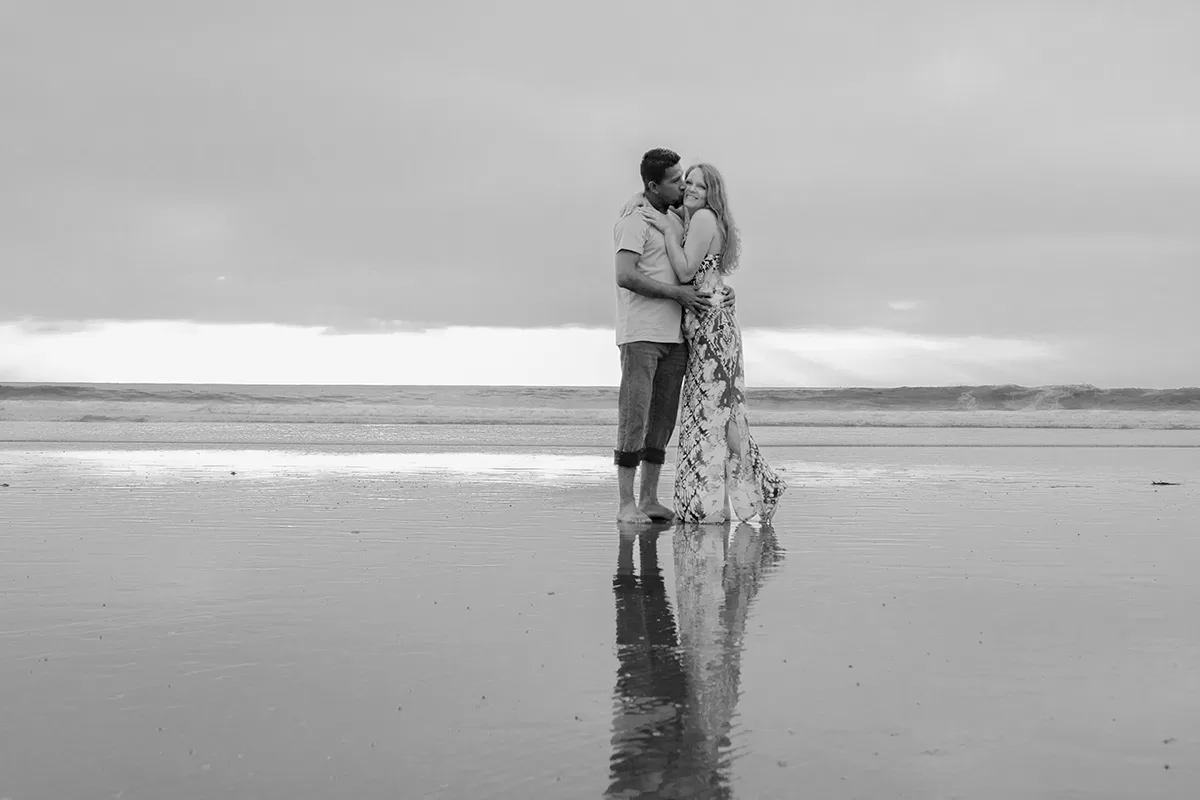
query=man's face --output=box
[650,164,685,207]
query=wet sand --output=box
[2,439,1198,799]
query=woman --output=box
[640,163,786,523]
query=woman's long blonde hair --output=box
[688,162,741,274]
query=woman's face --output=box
[683,168,708,212]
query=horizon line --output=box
[4,380,1197,392]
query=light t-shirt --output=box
[613,209,682,346]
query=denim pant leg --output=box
[615,342,661,467]
[641,342,687,464]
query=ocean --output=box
[4,381,1200,426]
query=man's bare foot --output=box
[617,502,652,524]
[639,501,675,521]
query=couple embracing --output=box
[613,148,786,525]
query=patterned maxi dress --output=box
[674,254,787,523]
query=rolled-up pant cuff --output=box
[613,448,667,467]
[639,447,666,465]
[614,450,641,468]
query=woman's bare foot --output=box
[639,501,676,521]
[617,502,652,524]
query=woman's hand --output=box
[640,207,684,239]
[639,207,668,233]
[617,191,647,217]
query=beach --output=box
[2,406,1198,798]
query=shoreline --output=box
[5,409,1200,429]
[4,421,1200,449]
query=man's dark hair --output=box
[640,148,681,187]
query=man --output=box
[611,148,731,523]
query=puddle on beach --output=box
[25,447,615,484]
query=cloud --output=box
[0,3,1197,387]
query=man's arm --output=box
[616,250,710,314]
[616,249,678,300]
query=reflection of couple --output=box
[607,522,784,798]
[613,148,786,525]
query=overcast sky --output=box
[2,1,1198,386]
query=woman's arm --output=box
[646,208,717,283]
[616,191,647,218]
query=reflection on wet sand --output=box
[607,522,784,798]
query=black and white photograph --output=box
[2,2,1198,798]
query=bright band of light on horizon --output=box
[0,319,1110,387]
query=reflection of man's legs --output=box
[608,524,684,797]
[640,342,687,519]
[615,342,658,522]
[614,529,637,588]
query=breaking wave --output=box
[3,382,1200,428]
